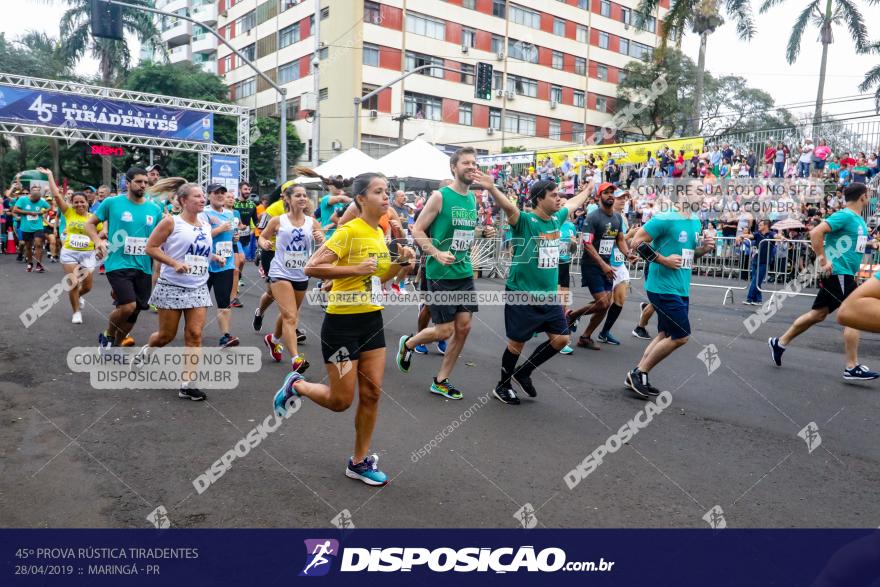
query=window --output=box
[578,0,588,7]
[236,11,256,33]
[619,69,626,83]
[278,60,301,83]
[510,4,540,28]
[257,0,278,25]
[575,57,586,75]
[554,18,565,36]
[491,35,504,54]
[600,0,610,17]
[507,74,537,97]
[621,8,631,25]
[572,123,585,143]
[405,51,444,78]
[363,43,379,66]
[489,107,502,129]
[280,0,301,11]
[361,85,379,110]
[220,54,234,71]
[508,39,538,63]
[493,71,503,89]
[406,12,446,39]
[631,42,652,60]
[459,103,472,125]
[241,43,256,61]
[635,12,656,32]
[574,90,585,107]
[552,51,563,70]
[460,63,475,84]
[364,0,381,24]
[596,96,607,112]
[279,22,300,48]
[237,77,256,98]
[319,87,328,101]
[550,85,562,103]
[504,112,536,136]
[404,92,442,120]
[576,25,587,43]
[597,63,608,81]
[462,0,476,8]
[492,0,506,18]
[619,38,629,56]
[598,31,609,49]
[462,27,476,48]
[549,120,561,140]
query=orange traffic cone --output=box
[6,227,16,254]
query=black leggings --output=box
[208,269,235,308]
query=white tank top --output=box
[268,214,314,282]
[159,215,213,288]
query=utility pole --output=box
[392,113,413,146]
[311,0,321,168]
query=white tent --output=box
[294,148,378,184]
[377,138,452,181]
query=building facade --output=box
[148,0,222,73]
[217,0,668,163]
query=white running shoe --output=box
[71,311,83,324]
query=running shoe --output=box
[564,309,579,330]
[493,382,520,405]
[239,278,245,288]
[430,378,463,400]
[131,345,150,371]
[26,263,33,273]
[624,368,652,399]
[414,344,429,355]
[219,333,240,348]
[396,335,413,373]
[230,298,243,308]
[35,262,45,273]
[768,337,785,367]
[49,255,57,263]
[120,335,135,347]
[99,266,105,275]
[512,371,538,397]
[178,384,207,401]
[346,454,388,486]
[273,371,302,416]
[437,339,447,355]
[16,254,23,262]
[559,345,574,355]
[844,365,880,381]
[632,326,651,340]
[149,304,158,313]
[296,329,306,343]
[71,311,83,324]
[598,332,621,345]
[291,354,310,374]
[390,282,401,294]
[263,334,283,362]
[98,331,113,355]
[577,336,600,350]
[252,309,264,331]
[399,280,408,293]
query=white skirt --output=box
[149,281,213,310]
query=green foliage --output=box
[248,117,305,187]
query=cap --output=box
[597,181,615,193]
[613,189,629,198]
[206,183,227,194]
[146,164,162,173]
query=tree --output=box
[699,75,791,136]
[248,117,305,187]
[636,0,756,134]
[859,41,880,113]
[501,146,526,153]
[759,0,872,131]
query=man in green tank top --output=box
[395,147,482,400]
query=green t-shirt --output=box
[319,195,346,238]
[643,211,702,297]
[95,195,162,274]
[425,185,478,280]
[559,220,577,263]
[14,196,50,232]
[610,216,630,267]
[824,208,868,276]
[506,208,569,293]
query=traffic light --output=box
[475,62,493,101]
[90,0,123,41]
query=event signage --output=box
[210,155,241,197]
[537,136,705,167]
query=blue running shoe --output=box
[273,371,303,416]
[98,331,113,355]
[346,454,388,486]
[598,331,621,345]
[414,344,429,355]
[844,365,880,381]
[437,339,448,355]
[559,345,574,355]
[768,337,785,367]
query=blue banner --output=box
[0,85,214,142]
[210,155,241,197]
[1,529,877,585]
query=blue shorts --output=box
[504,298,569,343]
[580,264,613,294]
[647,291,690,340]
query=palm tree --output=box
[759,0,871,133]
[54,0,163,184]
[636,0,756,135]
[859,41,880,113]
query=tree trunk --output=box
[690,31,709,136]
[101,51,113,188]
[19,137,28,171]
[50,139,60,178]
[813,0,833,137]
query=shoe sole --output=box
[512,377,536,398]
[577,341,600,350]
[396,336,411,373]
[492,387,520,405]
[624,373,650,399]
[413,348,428,355]
[178,391,206,401]
[768,338,782,367]
[345,468,387,486]
[264,337,282,362]
[631,330,651,340]
[430,386,462,400]
[843,374,880,381]
[598,337,621,345]
[221,339,240,349]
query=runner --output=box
[85,168,162,351]
[225,190,246,308]
[557,207,578,354]
[769,183,880,380]
[12,182,50,273]
[597,188,636,345]
[201,184,241,348]
[42,168,94,323]
[233,180,257,263]
[566,182,631,350]
[143,182,215,401]
[317,180,353,237]
[625,198,716,397]
[396,147,481,400]
[272,172,415,486]
[146,164,162,187]
[258,184,324,373]
[489,177,593,404]
[631,300,655,340]
[253,183,289,332]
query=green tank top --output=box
[425,185,478,280]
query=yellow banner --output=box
[537,136,704,167]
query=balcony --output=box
[198,60,217,74]
[192,3,217,26]
[191,34,218,54]
[161,20,191,46]
[158,0,189,14]
[169,44,192,64]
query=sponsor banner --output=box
[0,84,214,143]
[0,529,873,585]
[537,136,704,168]
[210,155,241,197]
[477,151,536,167]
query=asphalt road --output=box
[2,254,879,530]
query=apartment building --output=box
[217,0,667,163]
[149,0,222,73]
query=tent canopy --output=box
[377,138,452,181]
[294,148,377,184]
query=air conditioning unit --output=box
[496,51,504,61]
[486,127,495,136]
[495,89,504,98]
[461,44,469,54]
[369,109,378,119]
[505,90,515,100]
[300,91,318,112]
[331,139,342,151]
[550,101,558,109]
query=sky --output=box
[4,1,878,122]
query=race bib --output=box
[450,229,474,252]
[598,238,614,256]
[238,226,251,236]
[538,244,559,269]
[123,236,148,256]
[68,234,91,249]
[681,248,694,270]
[26,214,38,221]
[856,235,868,254]
[185,254,209,277]
[215,241,233,259]
[559,241,571,257]
[613,248,625,264]
[283,250,308,270]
